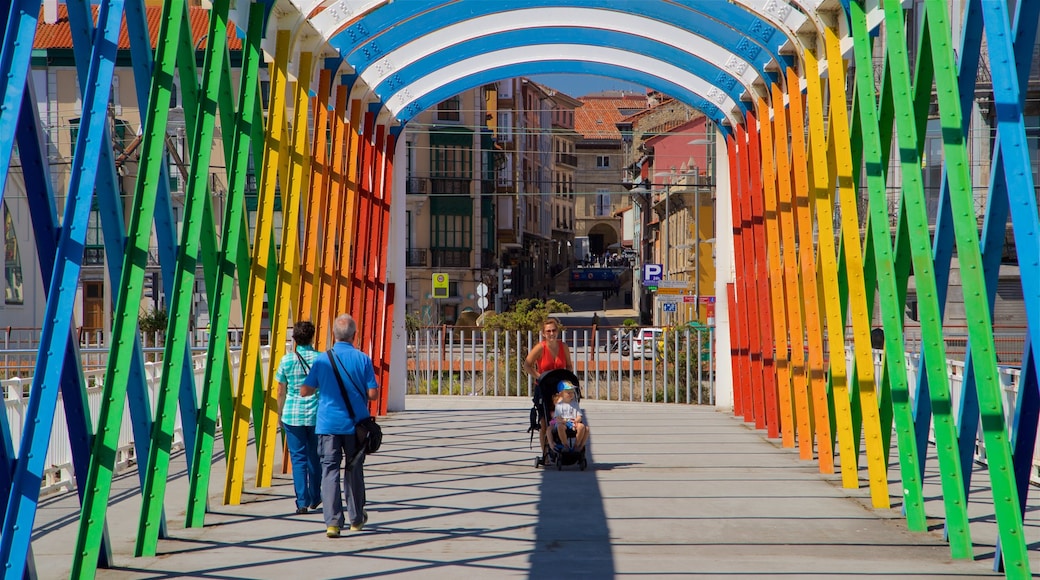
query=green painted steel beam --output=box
[134,0,232,556]
[186,2,265,528]
[70,0,185,573]
[847,0,928,534]
[922,0,1029,572]
[880,0,973,556]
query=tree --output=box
[480,298,572,334]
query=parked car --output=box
[631,327,665,359]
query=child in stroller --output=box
[551,381,588,452]
[531,369,590,471]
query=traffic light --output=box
[495,268,513,311]
[500,268,513,296]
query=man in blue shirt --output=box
[301,314,380,538]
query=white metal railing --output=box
[406,326,716,405]
[2,333,1031,492]
[1,345,275,494]
[854,348,1035,484]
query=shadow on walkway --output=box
[29,396,1021,578]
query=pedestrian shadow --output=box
[528,413,617,578]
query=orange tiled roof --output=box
[574,95,647,140]
[34,5,242,51]
[620,98,677,123]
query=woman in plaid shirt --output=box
[276,321,322,514]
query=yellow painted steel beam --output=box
[803,48,856,486]
[257,51,315,487]
[316,85,349,349]
[824,24,889,507]
[223,30,290,505]
[786,67,833,472]
[771,82,813,458]
[756,97,795,448]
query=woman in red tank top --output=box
[524,317,573,460]
[524,318,573,378]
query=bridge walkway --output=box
[31,397,1030,578]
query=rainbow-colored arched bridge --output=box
[0,0,1038,577]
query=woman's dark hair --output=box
[293,321,316,345]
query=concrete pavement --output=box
[30,396,1030,578]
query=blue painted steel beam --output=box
[0,0,126,572]
[65,0,166,505]
[0,0,17,516]
[12,70,113,572]
[0,0,42,208]
[980,0,1040,568]
[371,29,746,111]
[395,60,731,131]
[979,0,1040,393]
[332,0,790,85]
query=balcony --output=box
[406,248,428,267]
[83,247,105,266]
[407,177,427,194]
[430,177,471,195]
[557,153,578,168]
[431,249,470,268]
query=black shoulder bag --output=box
[327,351,383,456]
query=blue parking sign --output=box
[643,263,663,283]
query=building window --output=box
[84,199,104,265]
[436,96,461,122]
[596,155,610,168]
[3,202,23,304]
[431,197,472,268]
[595,189,611,217]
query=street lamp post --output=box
[629,180,652,325]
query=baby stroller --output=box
[530,369,589,471]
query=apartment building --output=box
[0,5,243,337]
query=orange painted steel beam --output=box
[787,68,833,474]
[725,139,745,419]
[771,83,812,459]
[726,282,742,416]
[738,126,760,425]
[756,98,794,445]
[316,86,350,348]
[741,121,765,429]
[730,131,754,421]
[352,111,376,341]
[746,111,778,437]
[372,130,396,416]
[297,69,332,325]
[335,99,363,319]
[362,124,387,359]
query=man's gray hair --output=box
[333,314,356,342]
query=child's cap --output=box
[557,380,576,392]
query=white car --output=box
[631,327,664,358]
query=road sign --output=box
[662,302,678,312]
[476,282,488,297]
[656,280,691,289]
[656,287,687,295]
[683,295,697,303]
[642,263,662,283]
[477,296,489,311]
[656,294,682,303]
[433,273,449,298]
[699,296,715,304]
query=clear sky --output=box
[528,74,647,99]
